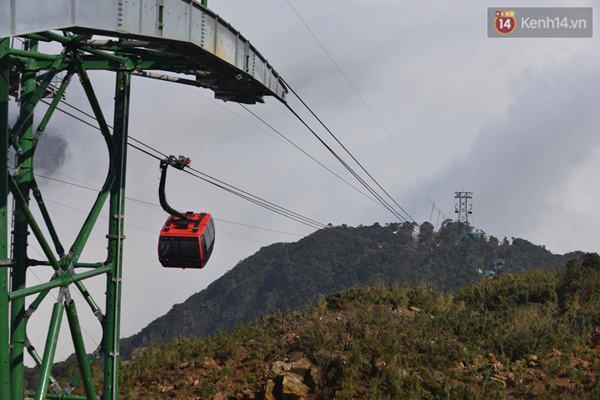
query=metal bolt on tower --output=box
[0,0,287,398]
[454,191,473,225]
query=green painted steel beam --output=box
[8,265,112,301]
[67,175,116,265]
[31,183,65,258]
[73,278,103,321]
[8,175,60,271]
[10,39,38,400]
[64,350,103,397]
[9,48,69,62]
[23,338,61,394]
[0,37,10,400]
[65,301,96,399]
[103,70,130,400]
[30,71,74,258]
[25,288,52,319]
[8,52,66,147]
[34,301,64,400]
[28,261,105,268]
[72,55,116,153]
[33,71,73,141]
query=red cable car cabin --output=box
[158,212,215,269]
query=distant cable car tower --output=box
[454,191,473,225]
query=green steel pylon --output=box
[0,37,132,400]
[0,1,287,397]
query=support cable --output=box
[282,100,411,224]
[127,142,325,230]
[283,83,416,225]
[43,96,411,225]
[285,0,447,206]
[35,165,467,253]
[186,166,325,229]
[240,104,384,208]
[39,86,415,231]
[54,95,388,218]
[55,95,167,158]
[186,86,392,214]
[35,170,306,238]
[42,93,412,230]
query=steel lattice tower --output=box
[454,191,473,225]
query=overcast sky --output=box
[12,0,600,361]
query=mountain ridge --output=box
[120,221,580,359]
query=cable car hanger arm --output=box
[159,155,191,221]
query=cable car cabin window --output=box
[199,217,216,262]
[205,217,215,259]
[180,238,200,261]
[201,236,208,262]
[206,218,215,241]
[159,237,202,268]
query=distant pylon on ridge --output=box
[454,191,473,225]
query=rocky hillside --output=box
[116,253,600,399]
[120,221,580,359]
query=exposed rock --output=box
[129,347,146,361]
[290,358,313,376]
[266,360,312,400]
[212,392,226,400]
[265,379,278,400]
[306,370,320,390]
[282,372,308,399]
[271,361,292,377]
[292,357,321,388]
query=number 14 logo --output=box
[494,10,516,34]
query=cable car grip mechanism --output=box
[159,155,191,221]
